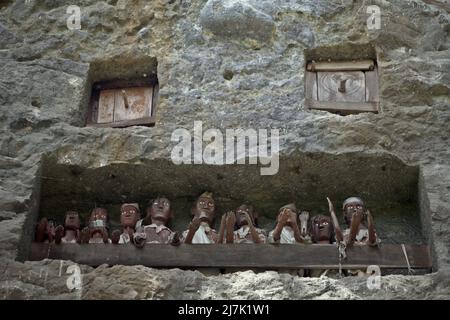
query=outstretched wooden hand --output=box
[346,209,363,247]
[54,225,65,244]
[111,230,121,244]
[277,209,290,227]
[225,211,236,243]
[170,231,181,246]
[366,210,378,246]
[80,227,90,244]
[101,228,110,244]
[189,217,202,233]
[327,197,343,243]
[35,218,49,242]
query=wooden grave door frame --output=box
[29,243,432,271]
[87,79,158,128]
[305,59,380,114]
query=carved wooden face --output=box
[343,200,365,226]
[311,215,332,243]
[89,208,108,227]
[147,197,172,224]
[89,208,108,237]
[298,211,310,236]
[46,220,55,234]
[120,205,140,228]
[192,196,215,224]
[64,211,80,230]
[235,205,256,227]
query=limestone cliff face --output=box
[0,0,449,299]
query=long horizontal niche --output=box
[29,243,431,270]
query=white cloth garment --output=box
[193,223,214,244]
[234,226,266,243]
[135,219,144,229]
[133,223,174,244]
[235,226,250,240]
[268,226,296,244]
[118,232,131,244]
[182,222,214,244]
[141,223,171,234]
[61,237,77,244]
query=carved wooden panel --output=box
[97,89,115,123]
[317,71,365,102]
[113,87,153,122]
[305,60,379,114]
[87,80,157,128]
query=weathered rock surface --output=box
[0,0,449,299]
[2,259,450,300]
[199,0,276,44]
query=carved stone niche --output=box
[87,79,158,128]
[305,59,379,115]
[17,152,434,274]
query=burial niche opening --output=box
[24,153,432,274]
[87,79,158,127]
[304,43,380,115]
[305,59,380,115]
[84,55,158,128]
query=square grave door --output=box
[305,59,379,114]
[88,80,157,127]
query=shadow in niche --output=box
[18,151,430,271]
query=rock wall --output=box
[0,0,449,299]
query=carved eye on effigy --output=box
[95,213,106,220]
[153,200,169,207]
[200,200,214,207]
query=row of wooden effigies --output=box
[35,192,378,248]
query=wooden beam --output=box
[29,243,431,270]
[305,99,379,114]
[93,79,158,91]
[306,60,375,72]
[365,70,380,103]
[86,116,156,128]
[304,71,317,100]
